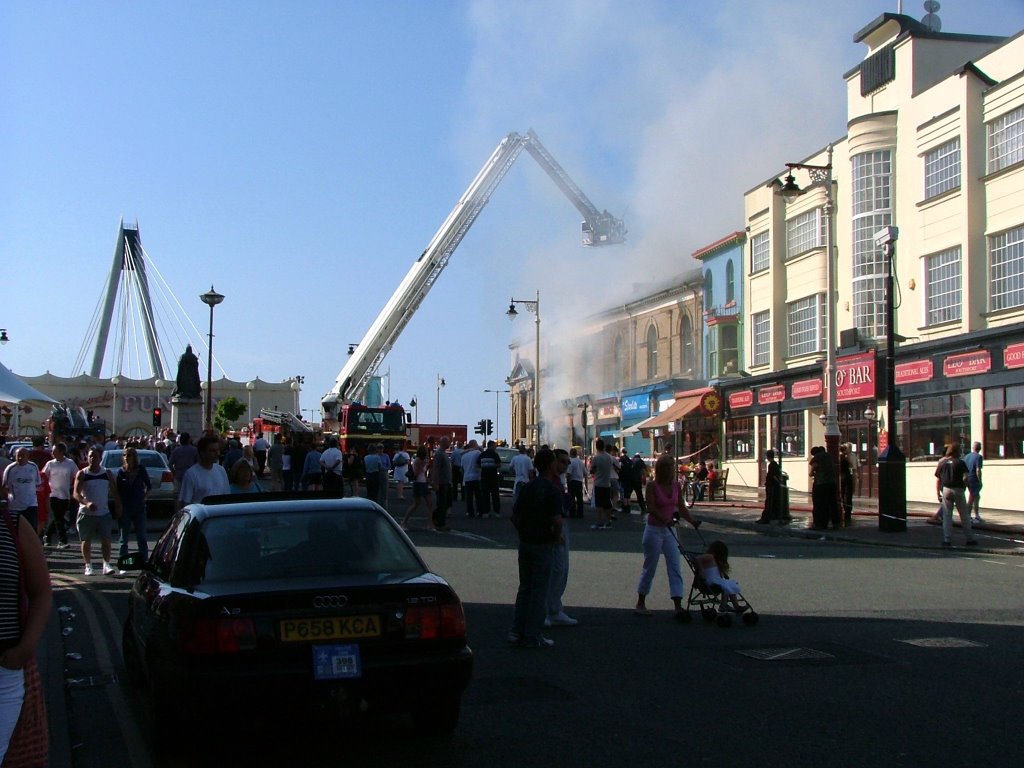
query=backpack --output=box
[394,452,409,467]
[938,458,961,488]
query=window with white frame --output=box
[706,329,717,379]
[988,105,1024,173]
[990,225,1024,311]
[924,138,960,199]
[924,247,961,325]
[752,310,770,366]
[785,208,826,259]
[751,231,770,273]
[852,150,893,339]
[726,260,735,303]
[787,294,825,357]
[704,270,713,308]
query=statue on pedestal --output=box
[172,345,202,399]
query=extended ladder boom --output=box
[322,130,625,412]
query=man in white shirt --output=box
[43,442,78,548]
[3,447,41,530]
[510,445,534,504]
[566,447,587,518]
[178,436,230,509]
[319,437,345,493]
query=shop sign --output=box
[895,359,933,385]
[836,352,875,402]
[621,394,650,417]
[757,385,785,405]
[1004,343,1024,370]
[791,378,823,399]
[597,404,620,420]
[943,350,990,378]
[728,390,753,409]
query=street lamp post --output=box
[507,290,541,445]
[111,376,120,436]
[200,286,225,430]
[874,226,906,533]
[484,388,510,442]
[578,402,590,457]
[291,375,304,415]
[246,380,256,424]
[409,395,418,424]
[779,147,840,485]
[435,375,446,425]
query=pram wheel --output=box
[742,611,759,626]
[716,612,733,628]
[701,607,717,622]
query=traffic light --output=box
[474,419,486,435]
[485,419,493,436]
[152,407,163,427]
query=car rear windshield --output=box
[138,453,167,469]
[195,508,425,585]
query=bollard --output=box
[778,471,791,522]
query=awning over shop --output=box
[634,392,704,431]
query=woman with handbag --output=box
[0,499,53,764]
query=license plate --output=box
[313,644,361,680]
[279,615,381,642]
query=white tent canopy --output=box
[0,360,57,405]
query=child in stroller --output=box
[683,539,758,626]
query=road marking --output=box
[897,637,986,648]
[51,575,154,768]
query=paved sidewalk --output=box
[691,483,1024,555]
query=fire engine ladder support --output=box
[323,129,625,409]
[258,409,314,433]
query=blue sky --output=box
[3,1,1023,435]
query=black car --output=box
[121,495,473,740]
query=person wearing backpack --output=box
[935,442,976,547]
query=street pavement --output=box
[36,480,1023,766]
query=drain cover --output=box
[897,637,986,648]
[737,647,835,661]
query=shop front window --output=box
[983,384,1024,459]
[724,417,754,460]
[898,393,971,462]
[779,412,805,458]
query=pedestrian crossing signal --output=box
[152,407,162,427]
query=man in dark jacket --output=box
[508,448,564,649]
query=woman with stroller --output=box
[696,540,748,613]
[634,454,700,617]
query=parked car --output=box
[121,496,473,744]
[495,446,518,489]
[100,449,176,513]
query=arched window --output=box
[726,260,735,303]
[646,325,658,380]
[613,334,625,390]
[681,315,695,374]
[704,270,713,309]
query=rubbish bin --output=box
[778,471,791,522]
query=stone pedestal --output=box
[171,396,204,439]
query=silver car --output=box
[101,449,176,512]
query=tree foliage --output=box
[214,396,247,434]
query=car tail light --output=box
[161,470,173,483]
[403,602,466,640]
[178,617,257,654]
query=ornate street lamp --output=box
[507,290,541,445]
[435,375,446,425]
[778,147,839,482]
[110,376,120,436]
[200,286,225,430]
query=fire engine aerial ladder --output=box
[322,129,626,421]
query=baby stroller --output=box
[670,525,759,627]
